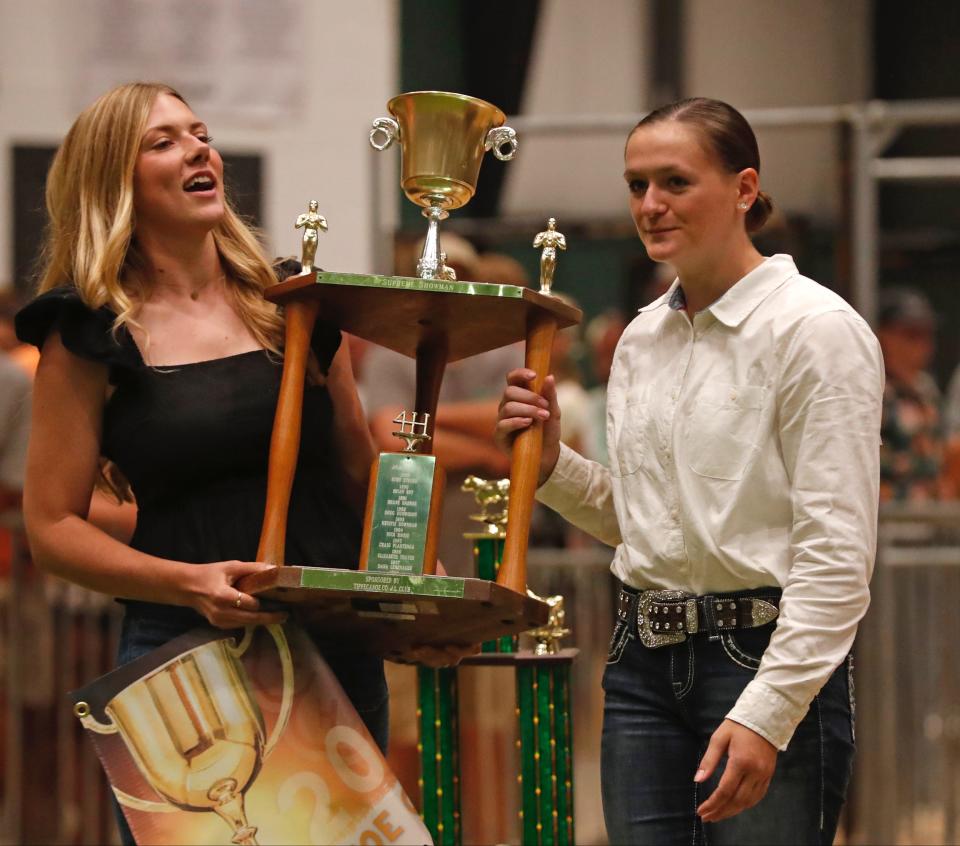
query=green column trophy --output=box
[414,475,510,846]
[237,92,581,659]
[413,482,576,842]
[434,223,576,846]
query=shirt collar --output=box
[707,255,797,327]
[637,280,682,314]
[638,255,798,326]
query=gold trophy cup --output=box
[74,625,294,846]
[370,90,518,280]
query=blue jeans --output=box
[113,612,389,845]
[602,587,855,845]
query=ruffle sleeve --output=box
[14,286,142,379]
[273,258,342,374]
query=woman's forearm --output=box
[25,509,197,606]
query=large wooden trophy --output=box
[238,92,581,658]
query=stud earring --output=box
[738,202,749,210]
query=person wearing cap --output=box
[876,287,949,501]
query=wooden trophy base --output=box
[238,566,551,658]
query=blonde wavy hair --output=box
[37,81,284,352]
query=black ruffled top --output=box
[15,283,363,627]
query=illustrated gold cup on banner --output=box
[74,625,294,846]
[370,91,518,280]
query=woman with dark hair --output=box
[496,98,883,844]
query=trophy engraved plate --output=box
[359,411,445,577]
[298,569,467,599]
[365,453,440,575]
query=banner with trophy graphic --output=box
[71,624,431,846]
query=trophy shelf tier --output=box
[240,567,551,658]
[265,270,580,360]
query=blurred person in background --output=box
[0,290,39,377]
[473,250,528,286]
[0,287,34,583]
[530,291,591,549]
[0,289,52,837]
[496,98,883,844]
[362,237,523,576]
[549,292,589,455]
[935,311,960,495]
[876,287,951,501]
[581,310,628,467]
[346,331,374,414]
[0,318,30,515]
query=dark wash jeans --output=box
[112,612,389,846]
[602,587,855,845]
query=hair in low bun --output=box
[632,98,772,235]
[747,190,774,233]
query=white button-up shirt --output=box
[538,255,884,749]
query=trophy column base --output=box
[516,654,576,846]
[418,667,461,846]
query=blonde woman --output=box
[15,84,389,766]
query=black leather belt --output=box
[618,585,781,648]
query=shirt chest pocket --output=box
[684,383,766,481]
[610,393,651,478]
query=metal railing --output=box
[1,517,122,846]
[848,502,960,846]
[3,503,960,845]
[371,99,960,327]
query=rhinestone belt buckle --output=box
[637,589,697,648]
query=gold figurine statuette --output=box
[533,217,567,295]
[295,200,328,273]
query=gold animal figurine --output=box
[527,594,571,655]
[462,475,510,536]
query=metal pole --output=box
[872,157,960,181]
[850,105,879,325]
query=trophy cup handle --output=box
[369,117,400,151]
[485,126,518,161]
[227,624,295,760]
[73,702,178,813]
[74,700,117,734]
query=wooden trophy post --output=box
[237,270,580,657]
